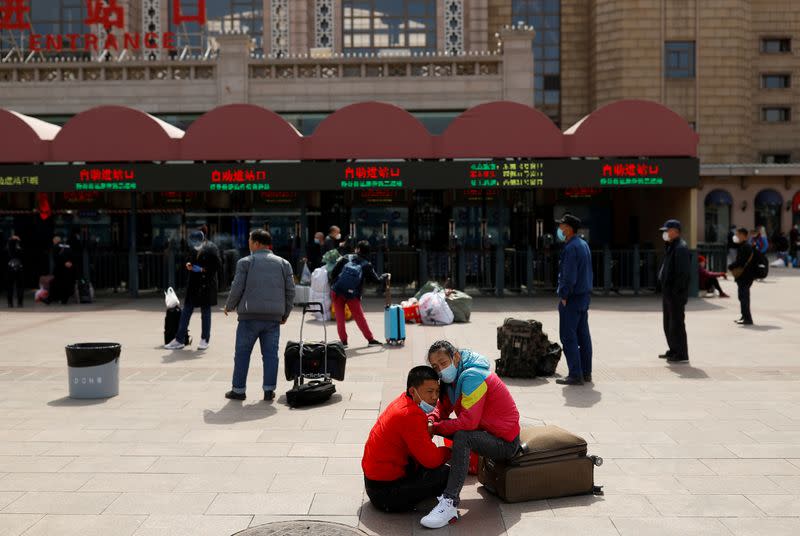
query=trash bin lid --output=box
[65,343,121,368]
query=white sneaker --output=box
[705,292,715,298]
[420,495,458,529]
[197,339,209,350]
[164,339,185,350]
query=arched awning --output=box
[438,101,565,158]
[51,106,183,162]
[704,189,733,206]
[755,189,783,206]
[181,104,302,161]
[305,101,434,159]
[0,109,60,163]
[565,99,699,157]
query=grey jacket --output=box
[225,250,295,322]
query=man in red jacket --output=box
[362,366,451,513]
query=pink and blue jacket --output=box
[430,349,520,443]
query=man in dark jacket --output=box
[307,231,326,270]
[323,226,342,254]
[658,219,691,362]
[728,227,756,325]
[51,235,76,305]
[6,235,24,308]
[554,214,594,386]
[330,240,387,348]
[165,230,221,351]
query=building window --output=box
[704,189,733,244]
[761,153,791,164]
[0,0,91,59]
[171,0,265,56]
[342,0,437,53]
[665,41,695,78]
[761,38,791,53]
[754,189,784,237]
[762,107,791,123]
[762,74,791,89]
[512,1,561,125]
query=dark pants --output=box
[704,278,724,294]
[175,296,211,343]
[6,271,24,307]
[662,293,689,360]
[444,430,520,504]
[737,280,753,323]
[558,295,593,379]
[365,465,450,513]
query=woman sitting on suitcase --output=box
[422,340,521,529]
[362,366,451,513]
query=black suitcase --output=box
[285,302,337,408]
[284,341,347,381]
[163,306,191,345]
[78,280,94,303]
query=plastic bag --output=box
[300,262,312,285]
[309,267,332,321]
[165,287,180,309]
[419,291,454,326]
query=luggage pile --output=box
[495,318,562,378]
[412,281,473,325]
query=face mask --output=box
[732,235,741,244]
[662,231,670,242]
[556,228,566,242]
[314,239,321,245]
[439,362,457,384]
[413,390,436,414]
[335,234,342,240]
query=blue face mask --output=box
[556,228,566,242]
[439,362,458,384]
[314,239,321,245]
[412,389,435,414]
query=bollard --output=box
[632,244,641,295]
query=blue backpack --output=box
[332,256,364,298]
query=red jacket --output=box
[362,393,451,481]
[698,266,725,289]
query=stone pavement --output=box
[0,269,798,536]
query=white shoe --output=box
[420,495,458,529]
[197,339,209,350]
[164,339,185,350]
[705,292,715,298]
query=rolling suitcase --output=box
[478,425,603,503]
[286,302,337,408]
[384,275,406,346]
[284,340,347,382]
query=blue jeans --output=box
[175,297,211,344]
[232,319,281,394]
[558,294,593,379]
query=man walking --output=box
[554,214,593,386]
[658,219,690,363]
[728,227,756,325]
[224,230,295,401]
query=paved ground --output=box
[0,269,799,535]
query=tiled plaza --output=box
[0,270,798,535]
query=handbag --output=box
[730,252,753,279]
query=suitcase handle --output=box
[383,273,392,308]
[298,301,328,379]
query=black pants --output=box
[737,279,753,323]
[662,293,688,360]
[704,278,724,294]
[6,271,24,307]
[365,465,450,513]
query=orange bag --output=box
[443,437,480,475]
[330,303,353,321]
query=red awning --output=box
[51,106,183,162]
[438,101,566,158]
[305,101,434,159]
[181,104,302,161]
[0,109,60,163]
[565,99,699,157]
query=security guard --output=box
[658,219,691,362]
[555,214,594,386]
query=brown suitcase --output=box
[478,425,603,503]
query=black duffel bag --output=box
[286,378,337,408]
[535,343,563,377]
[284,341,347,381]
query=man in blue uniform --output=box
[555,214,594,386]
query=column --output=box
[500,26,536,106]
[216,33,251,104]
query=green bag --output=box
[446,290,473,323]
[414,281,443,301]
[322,249,342,273]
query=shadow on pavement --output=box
[203,400,277,424]
[161,351,206,363]
[47,396,110,407]
[278,392,345,411]
[561,384,602,408]
[741,324,781,332]
[666,362,710,379]
[499,377,550,389]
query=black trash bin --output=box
[65,343,121,398]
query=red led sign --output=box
[602,163,660,178]
[564,187,602,198]
[345,166,401,180]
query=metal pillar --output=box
[128,193,139,298]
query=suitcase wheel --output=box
[591,456,603,467]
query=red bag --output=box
[403,303,422,324]
[443,438,479,475]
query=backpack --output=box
[753,250,769,279]
[331,256,364,298]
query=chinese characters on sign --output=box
[600,163,664,186]
[341,180,403,189]
[76,167,136,191]
[0,0,206,53]
[499,161,544,187]
[210,169,269,191]
[344,166,401,180]
[0,175,38,187]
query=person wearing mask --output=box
[362,366,451,513]
[554,213,594,386]
[658,219,690,363]
[728,227,756,325]
[422,341,521,529]
[752,226,769,255]
[165,229,221,351]
[323,226,342,254]
[698,255,729,298]
[51,235,76,305]
[223,230,294,401]
[329,240,387,348]
[6,235,24,308]
[307,231,326,270]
